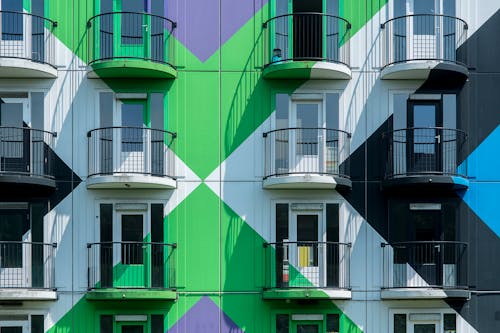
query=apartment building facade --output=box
[0,0,499,332]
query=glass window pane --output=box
[414,324,435,333]
[100,315,113,333]
[444,313,457,332]
[121,103,144,153]
[394,314,407,333]
[31,315,44,333]
[151,314,164,333]
[327,314,340,333]
[121,325,144,333]
[296,324,319,333]
[276,314,289,333]
[1,328,22,333]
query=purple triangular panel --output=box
[167,0,268,62]
[167,296,244,333]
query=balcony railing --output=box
[87,12,176,68]
[264,241,350,289]
[263,13,351,67]
[87,127,176,179]
[87,241,176,290]
[381,14,467,68]
[385,127,467,179]
[0,241,56,290]
[382,241,468,289]
[0,11,57,66]
[0,127,56,179]
[263,128,350,179]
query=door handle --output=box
[435,134,441,143]
[142,24,148,32]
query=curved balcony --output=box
[381,15,468,80]
[87,241,176,300]
[87,12,176,79]
[384,128,468,190]
[263,128,351,189]
[262,13,351,79]
[0,241,57,301]
[0,127,56,192]
[263,241,351,300]
[381,241,469,299]
[87,127,176,189]
[381,14,469,82]
[0,11,57,78]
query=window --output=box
[275,313,340,333]
[391,311,456,333]
[0,315,43,333]
[99,315,163,333]
[326,314,339,333]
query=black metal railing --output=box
[0,11,57,67]
[381,14,467,68]
[0,127,56,179]
[87,241,176,290]
[263,13,351,67]
[87,12,176,68]
[264,241,350,289]
[385,127,467,179]
[263,128,350,179]
[382,241,468,289]
[0,241,56,289]
[87,127,176,178]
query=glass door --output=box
[0,98,30,174]
[289,211,323,287]
[0,206,31,288]
[115,212,148,288]
[292,0,322,59]
[116,0,149,60]
[411,322,437,333]
[291,101,322,175]
[407,101,442,174]
[117,322,145,333]
[292,321,322,333]
[115,100,148,175]
[0,320,29,333]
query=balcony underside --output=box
[0,289,57,301]
[380,60,468,80]
[86,288,177,301]
[263,288,351,300]
[263,61,351,80]
[0,174,56,195]
[88,60,176,79]
[381,288,470,300]
[0,58,57,78]
[383,175,469,191]
[86,174,176,190]
[263,174,351,190]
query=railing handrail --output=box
[87,126,176,138]
[384,127,467,137]
[0,10,57,27]
[382,241,468,247]
[265,241,351,247]
[0,241,57,246]
[87,11,176,31]
[263,127,351,138]
[263,12,351,29]
[87,241,176,247]
[0,126,57,138]
[381,14,468,29]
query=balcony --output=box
[87,12,176,79]
[0,241,57,301]
[262,13,351,79]
[263,241,351,300]
[263,128,351,189]
[380,15,468,80]
[86,241,176,301]
[384,128,468,190]
[381,241,469,299]
[0,127,56,192]
[0,11,57,78]
[87,127,176,189]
